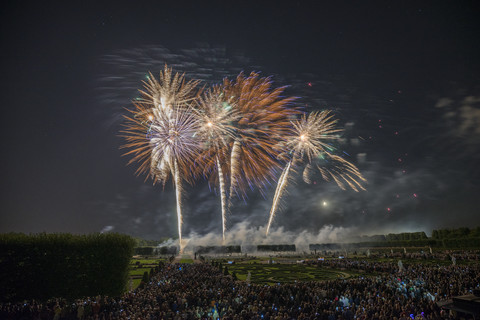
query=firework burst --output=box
[194,86,239,241]
[266,111,366,235]
[140,65,201,112]
[120,66,201,249]
[120,65,365,243]
[223,72,299,204]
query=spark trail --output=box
[228,139,241,208]
[173,159,183,249]
[194,86,238,242]
[266,111,366,235]
[216,156,227,241]
[266,159,293,235]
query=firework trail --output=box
[173,159,183,248]
[266,111,366,235]
[216,156,227,241]
[223,72,299,206]
[194,86,238,241]
[265,160,292,235]
[120,66,201,248]
[228,139,241,205]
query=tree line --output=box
[311,228,480,249]
[0,233,135,302]
[431,227,480,239]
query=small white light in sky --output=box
[322,201,327,206]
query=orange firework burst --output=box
[192,72,298,240]
[223,72,299,201]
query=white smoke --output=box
[170,221,356,253]
[100,225,114,233]
[157,238,177,247]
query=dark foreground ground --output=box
[1,254,479,320]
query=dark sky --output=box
[1,1,479,242]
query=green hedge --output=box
[134,246,155,255]
[352,239,438,248]
[157,246,177,255]
[309,238,480,250]
[440,237,480,248]
[432,227,480,239]
[385,232,428,241]
[195,245,241,254]
[257,244,296,252]
[0,233,135,302]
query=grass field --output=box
[129,267,152,277]
[127,258,166,290]
[130,258,165,265]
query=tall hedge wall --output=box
[195,245,241,254]
[0,233,135,302]
[432,227,480,239]
[257,244,296,252]
[309,238,480,250]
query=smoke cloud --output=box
[167,222,357,253]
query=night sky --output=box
[1,2,479,242]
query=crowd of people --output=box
[377,250,479,262]
[1,254,479,320]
